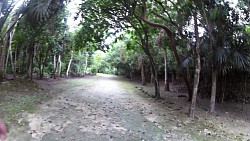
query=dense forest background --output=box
[1,0,250,119]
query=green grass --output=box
[0,77,96,129]
[117,80,135,90]
[0,79,49,125]
[53,77,97,92]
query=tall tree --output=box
[140,0,193,100]
[190,9,201,119]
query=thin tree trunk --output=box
[84,54,88,75]
[78,60,81,76]
[150,67,153,84]
[164,50,170,91]
[186,67,190,81]
[4,35,10,75]
[146,51,160,98]
[141,35,160,98]
[242,73,247,110]
[130,69,133,81]
[27,47,32,78]
[14,48,17,75]
[130,10,160,98]
[8,31,15,78]
[210,69,217,113]
[221,76,226,103]
[66,51,73,77]
[54,55,56,71]
[141,3,192,100]
[202,71,205,99]
[39,52,43,79]
[172,71,175,85]
[141,56,146,86]
[77,51,81,76]
[58,54,61,76]
[0,35,8,82]
[30,46,36,81]
[40,46,51,79]
[190,11,201,118]
[53,55,58,79]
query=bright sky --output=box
[66,0,82,32]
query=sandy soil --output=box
[5,74,250,141]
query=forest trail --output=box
[6,74,250,141]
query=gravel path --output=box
[6,74,248,141]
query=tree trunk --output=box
[54,55,56,72]
[77,51,81,76]
[26,45,33,79]
[149,55,161,99]
[164,50,170,91]
[150,67,153,84]
[130,70,133,81]
[66,51,73,77]
[84,54,88,75]
[210,69,217,113]
[190,11,201,119]
[221,76,226,103]
[172,71,175,85]
[4,37,10,75]
[14,48,17,75]
[53,55,58,79]
[141,32,160,98]
[130,9,160,98]
[5,31,16,79]
[39,53,43,79]
[145,49,160,98]
[40,46,51,79]
[30,45,36,81]
[0,35,8,82]
[242,73,248,110]
[141,56,146,86]
[141,6,192,100]
[58,54,61,77]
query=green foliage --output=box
[246,26,250,34]
[89,50,106,73]
[12,6,70,77]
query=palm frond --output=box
[232,51,250,70]
[25,0,64,25]
[212,47,229,66]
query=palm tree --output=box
[0,0,66,81]
[199,0,250,113]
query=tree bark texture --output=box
[144,48,160,98]
[210,69,217,113]
[164,50,170,91]
[84,54,88,75]
[190,11,201,118]
[66,51,73,77]
[141,1,192,100]
[0,35,9,81]
[141,56,146,86]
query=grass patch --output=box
[117,80,135,90]
[53,77,97,92]
[0,78,50,125]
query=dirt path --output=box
[6,74,250,141]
